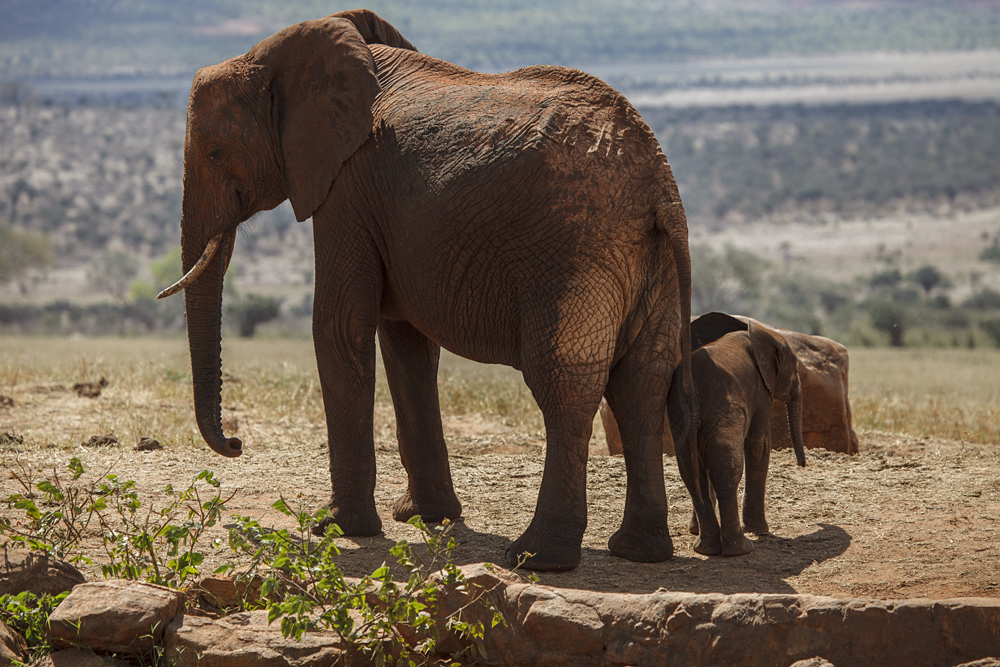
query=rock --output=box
[0,550,85,597]
[769,327,859,455]
[411,563,521,655]
[477,578,1000,667]
[0,432,23,451]
[135,437,162,452]
[29,648,120,667]
[47,580,184,655]
[1,619,28,667]
[0,396,13,408]
[80,434,118,448]
[194,573,263,610]
[163,610,351,667]
[72,378,107,399]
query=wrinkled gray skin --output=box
[678,313,805,557]
[169,10,693,571]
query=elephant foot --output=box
[608,521,674,563]
[743,516,770,535]
[505,522,582,572]
[392,487,462,524]
[312,499,382,538]
[693,533,722,556]
[722,534,754,557]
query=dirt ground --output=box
[2,385,1000,601]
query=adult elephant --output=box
[158,9,693,571]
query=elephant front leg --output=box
[377,319,462,524]
[310,238,383,538]
[312,319,382,537]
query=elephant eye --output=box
[207,147,224,165]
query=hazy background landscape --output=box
[2,0,1000,348]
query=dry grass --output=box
[0,336,543,450]
[850,348,1000,445]
[3,337,1000,450]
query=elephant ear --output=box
[691,312,749,350]
[250,17,381,222]
[329,9,419,51]
[749,320,797,400]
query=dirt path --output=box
[3,384,998,600]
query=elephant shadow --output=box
[533,523,853,595]
[325,521,851,597]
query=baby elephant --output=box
[685,313,806,556]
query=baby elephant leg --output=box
[707,445,753,556]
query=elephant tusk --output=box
[156,232,225,299]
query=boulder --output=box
[1,619,28,667]
[473,573,1000,667]
[769,327,859,455]
[47,580,184,656]
[0,550,85,597]
[193,573,263,610]
[163,610,350,667]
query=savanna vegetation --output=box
[3,336,1000,448]
[3,96,1000,346]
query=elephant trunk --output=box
[183,227,243,458]
[786,376,806,467]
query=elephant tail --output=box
[658,175,701,508]
[666,363,690,454]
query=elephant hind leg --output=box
[702,421,753,556]
[603,344,675,563]
[742,420,771,535]
[377,319,462,525]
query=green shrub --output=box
[1,461,515,666]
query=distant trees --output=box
[88,251,139,305]
[0,220,52,290]
[648,101,1000,227]
[979,318,1000,347]
[870,301,908,347]
[228,293,283,338]
[691,244,768,315]
[912,265,945,297]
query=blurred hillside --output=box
[3,0,1000,77]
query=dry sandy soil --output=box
[2,384,1000,601]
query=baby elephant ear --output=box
[252,17,381,222]
[749,320,797,400]
[690,311,748,349]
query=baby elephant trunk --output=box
[786,376,806,467]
